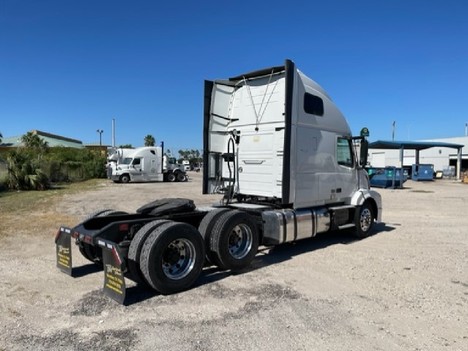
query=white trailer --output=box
[56,60,382,303]
[108,146,187,183]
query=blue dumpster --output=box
[367,167,407,188]
[411,164,434,181]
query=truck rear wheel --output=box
[166,173,176,182]
[354,201,374,238]
[198,208,230,266]
[128,220,170,285]
[176,172,186,182]
[79,209,128,264]
[139,222,205,294]
[78,244,95,262]
[210,210,259,271]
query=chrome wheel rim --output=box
[161,239,196,280]
[360,208,372,232]
[228,224,253,259]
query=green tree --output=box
[46,147,107,181]
[178,149,188,162]
[178,148,202,165]
[144,134,155,146]
[119,144,133,148]
[6,150,50,190]
[21,132,49,152]
[0,131,3,144]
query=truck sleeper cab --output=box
[109,146,187,183]
[203,59,381,242]
[56,60,382,303]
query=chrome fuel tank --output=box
[261,207,330,245]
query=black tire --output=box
[140,221,205,294]
[167,173,176,182]
[80,209,128,264]
[198,208,230,266]
[176,172,186,182]
[83,209,114,221]
[83,244,102,265]
[210,210,259,271]
[120,174,130,183]
[127,220,169,285]
[78,245,93,261]
[354,201,374,238]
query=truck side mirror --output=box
[360,139,368,167]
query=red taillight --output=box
[83,235,93,244]
[119,223,129,232]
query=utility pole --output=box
[97,129,103,146]
[392,121,396,141]
[112,118,116,148]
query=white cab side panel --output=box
[290,69,354,208]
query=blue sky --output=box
[1,0,467,152]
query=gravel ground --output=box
[0,172,467,351]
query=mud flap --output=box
[55,227,73,275]
[100,240,127,304]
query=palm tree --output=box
[178,149,188,162]
[6,150,49,190]
[21,132,48,151]
[144,134,155,146]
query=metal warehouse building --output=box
[368,136,467,179]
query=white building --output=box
[368,136,467,178]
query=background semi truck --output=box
[107,146,187,183]
[56,59,382,303]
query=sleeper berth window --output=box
[303,93,324,116]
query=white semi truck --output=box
[108,146,187,183]
[56,59,382,303]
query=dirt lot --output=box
[0,172,467,351]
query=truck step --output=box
[337,223,355,230]
[329,205,355,212]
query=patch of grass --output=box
[0,179,105,240]
[0,179,103,212]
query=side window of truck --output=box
[304,93,324,116]
[337,138,354,168]
[133,158,141,166]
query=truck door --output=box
[147,158,161,181]
[335,137,358,202]
[131,158,144,181]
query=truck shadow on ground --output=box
[199,222,395,284]
[122,222,395,305]
[71,263,103,278]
